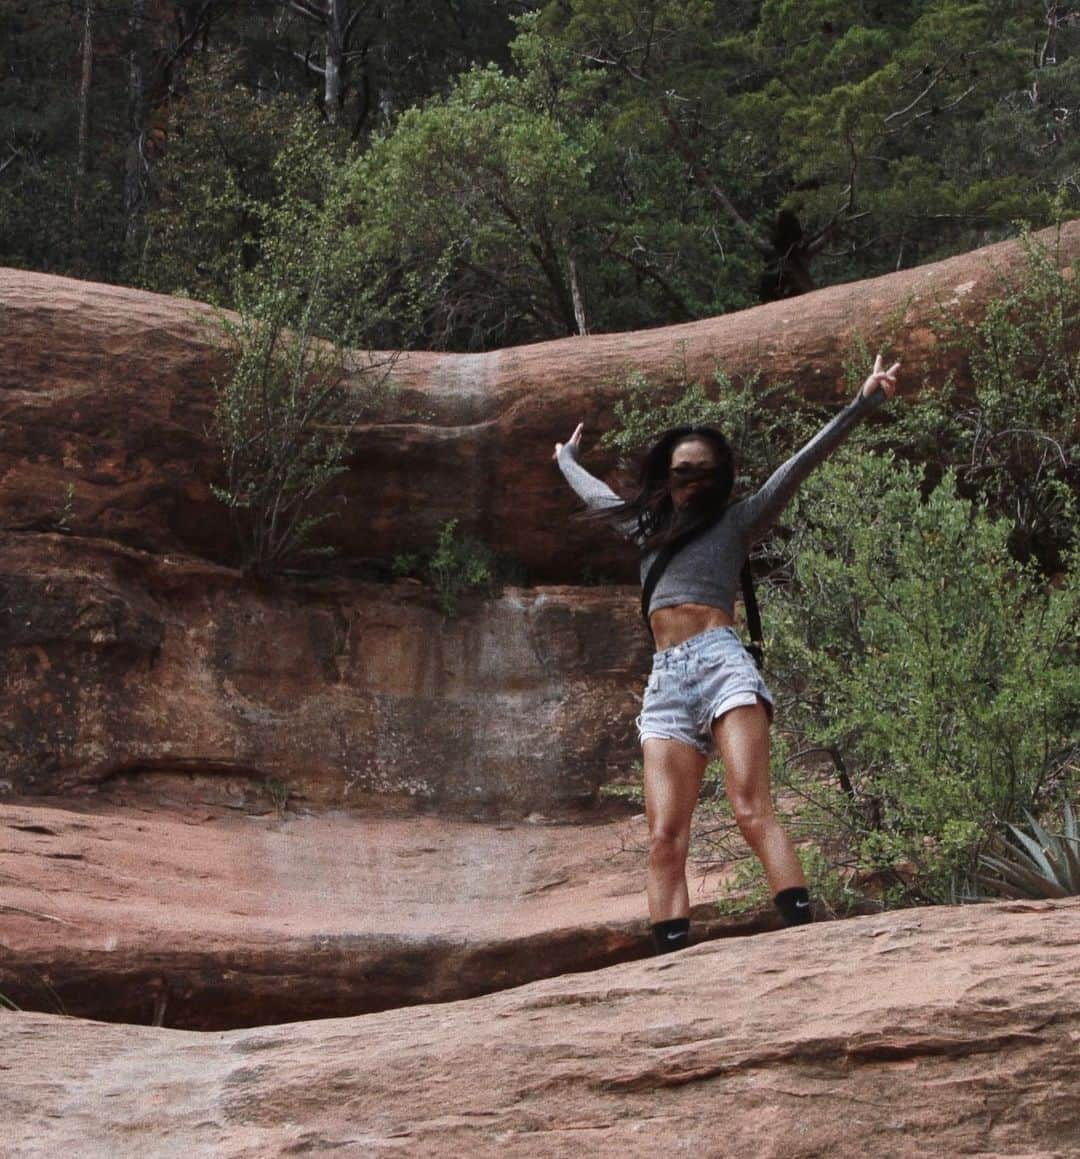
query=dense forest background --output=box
[2,1,1077,350]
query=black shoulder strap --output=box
[640,540,681,633]
[740,559,764,667]
[641,525,765,666]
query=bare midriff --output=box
[649,602,735,651]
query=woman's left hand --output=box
[860,353,901,400]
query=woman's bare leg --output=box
[642,737,707,922]
[712,701,805,893]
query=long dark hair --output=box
[605,425,735,551]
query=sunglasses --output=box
[668,464,719,484]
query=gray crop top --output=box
[556,390,884,618]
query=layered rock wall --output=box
[0,534,646,809]
[2,223,1077,812]
[3,222,1076,581]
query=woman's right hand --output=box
[553,422,584,462]
[859,353,901,400]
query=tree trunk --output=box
[324,0,347,124]
[123,0,148,251]
[567,250,588,336]
[74,0,94,220]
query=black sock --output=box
[651,917,690,954]
[774,886,812,926]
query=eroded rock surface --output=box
[2,223,1076,580]
[0,797,761,1029]
[4,899,1078,1157]
[0,534,646,805]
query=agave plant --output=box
[976,802,1080,900]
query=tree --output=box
[210,124,393,572]
[139,53,350,305]
[537,0,1079,298]
[345,56,597,347]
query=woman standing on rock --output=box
[554,356,900,953]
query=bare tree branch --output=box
[658,92,773,260]
[292,48,326,77]
[885,83,978,134]
[884,66,945,125]
[289,0,327,23]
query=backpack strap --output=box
[739,559,764,667]
[641,526,765,667]
[640,540,681,635]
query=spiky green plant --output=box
[976,802,1080,900]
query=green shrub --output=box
[854,224,1080,569]
[210,133,393,574]
[766,454,1079,903]
[596,225,1079,912]
[396,520,497,616]
[598,356,812,492]
[213,284,383,573]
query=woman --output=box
[554,355,900,953]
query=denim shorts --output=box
[636,626,774,756]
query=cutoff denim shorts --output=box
[636,626,774,756]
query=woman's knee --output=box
[648,823,689,874]
[730,796,774,849]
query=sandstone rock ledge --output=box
[3,899,1078,1158]
[0,798,765,1029]
[3,222,1078,580]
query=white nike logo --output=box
[666,931,687,941]
[795,900,810,908]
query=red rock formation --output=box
[0,533,647,804]
[2,225,1078,811]
[0,798,762,1029]
[2,222,1076,579]
[4,898,1079,1155]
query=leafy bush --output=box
[854,225,1080,570]
[599,231,1079,911]
[766,455,1079,903]
[394,520,497,616]
[598,355,814,491]
[212,283,386,574]
[211,225,394,573]
[206,104,400,575]
[942,226,1079,567]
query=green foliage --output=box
[766,455,1079,903]
[212,289,349,573]
[0,0,129,280]
[211,171,393,574]
[976,801,1080,899]
[344,57,599,348]
[934,225,1079,566]
[596,238,1079,910]
[141,58,326,307]
[844,224,1080,569]
[141,60,364,321]
[395,520,497,616]
[6,1,1079,347]
[263,777,292,818]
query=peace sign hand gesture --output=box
[860,354,901,401]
